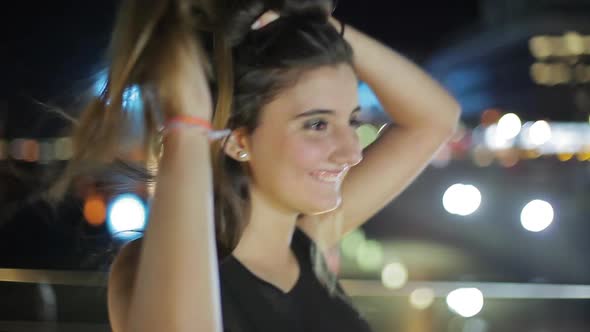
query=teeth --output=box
[315,176,338,183]
[311,171,343,183]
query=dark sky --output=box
[1,0,480,99]
[0,0,480,139]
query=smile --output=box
[309,169,347,183]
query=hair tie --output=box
[162,115,231,142]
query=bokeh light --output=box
[446,288,484,318]
[341,228,366,259]
[564,31,585,56]
[356,239,383,271]
[409,288,435,310]
[39,141,54,164]
[522,148,542,160]
[358,81,382,110]
[21,139,39,162]
[442,184,482,216]
[94,71,108,96]
[521,199,554,232]
[557,153,573,162]
[83,195,107,227]
[54,138,73,160]
[356,124,379,149]
[480,109,502,126]
[529,36,552,59]
[107,194,147,238]
[577,151,590,161]
[527,120,552,145]
[471,145,494,167]
[484,125,512,150]
[496,113,522,140]
[530,62,552,84]
[381,262,408,289]
[497,150,520,168]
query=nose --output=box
[331,126,363,167]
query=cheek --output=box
[285,137,329,172]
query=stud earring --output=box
[237,151,249,160]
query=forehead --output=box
[265,64,359,117]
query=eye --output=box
[349,118,364,128]
[304,119,328,131]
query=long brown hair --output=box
[49,0,213,198]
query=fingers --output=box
[250,10,280,30]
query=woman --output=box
[60,0,460,331]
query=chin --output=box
[303,196,342,215]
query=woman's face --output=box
[244,64,363,215]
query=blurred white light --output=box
[484,125,512,150]
[442,184,482,216]
[381,262,408,289]
[527,121,552,146]
[521,200,554,232]
[446,288,484,318]
[107,194,147,238]
[497,113,522,140]
[410,288,435,310]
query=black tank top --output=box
[219,228,373,332]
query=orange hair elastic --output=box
[163,115,231,141]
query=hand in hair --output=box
[250,10,280,30]
[149,30,213,121]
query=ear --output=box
[223,129,251,162]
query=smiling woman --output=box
[48,0,459,331]
[241,64,363,217]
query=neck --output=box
[232,186,300,265]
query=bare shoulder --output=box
[110,237,144,285]
[108,237,144,332]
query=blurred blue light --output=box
[93,72,143,111]
[93,72,108,96]
[122,85,142,111]
[443,68,488,94]
[93,72,145,136]
[457,92,495,116]
[358,82,382,110]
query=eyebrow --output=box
[293,106,362,119]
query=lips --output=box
[309,169,347,183]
